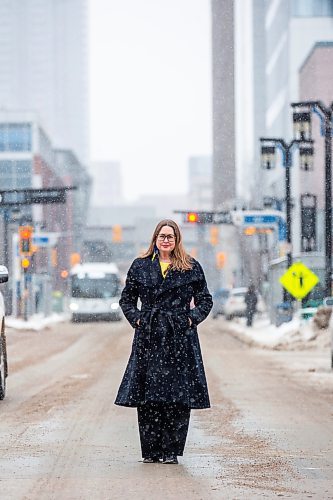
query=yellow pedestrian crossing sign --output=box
[279,262,319,300]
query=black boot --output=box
[142,456,161,463]
[162,454,178,464]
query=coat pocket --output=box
[174,312,191,334]
[136,310,149,330]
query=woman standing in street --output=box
[115,219,213,464]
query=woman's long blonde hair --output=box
[140,219,193,271]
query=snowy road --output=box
[1,318,333,499]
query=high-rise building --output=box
[235,0,266,203]
[212,0,267,207]
[265,0,333,138]
[211,0,236,209]
[228,0,333,210]
[264,0,333,201]
[91,161,124,207]
[0,0,89,164]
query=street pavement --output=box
[0,317,332,499]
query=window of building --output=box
[292,0,333,16]
[0,123,32,151]
[0,160,32,190]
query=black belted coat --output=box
[114,256,213,409]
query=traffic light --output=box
[51,248,58,267]
[112,224,123,243]
[216,252,226,269]
[186,212,199,223]
[21,257,31,269]
[184,212,214,224]
[210,226,219,246]
[70,252,81,266]
[19,226,33,256]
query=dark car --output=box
[211,288,230,319]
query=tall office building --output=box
[0,0,89,164]
[234,0,266,203]
[211,1,266,288]
[264,0,333,201]
[211,0,236,209]
[265,0,333,139]
[212,0,267,206]
[230,1,330,206]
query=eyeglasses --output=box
[157,234,175,242]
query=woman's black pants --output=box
[137,403,191,458]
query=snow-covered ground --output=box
[6,313,70,331]
[222,313,332,351]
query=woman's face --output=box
[156,225,176,255]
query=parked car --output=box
[224,287,266,321]
[0,265,9,400]
[211,288,230,319]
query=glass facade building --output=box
[0,160,32,190]
[0,0,88,164]
[291,0,333,17]
[0,122,33,191]
[0,123,32,152]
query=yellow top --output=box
[160,261,170,278]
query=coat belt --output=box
[141,306,189,316]
[140,306,190,358]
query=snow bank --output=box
[6,313,69,332]
[223,314,330,350]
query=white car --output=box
[224,287,266,321]
[0,265,9,400]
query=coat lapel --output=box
[147,255,164,288]
[142,255,199,298]
[158,263,198,295]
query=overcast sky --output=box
[89,0,212,201]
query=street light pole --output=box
[260,139,306,261]
[292,101,333,297]
[324,114,332,297]
[284,147,292,272]
[260,137,313,302]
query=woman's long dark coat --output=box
[115,256,213,409]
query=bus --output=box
[69,262,122,322]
